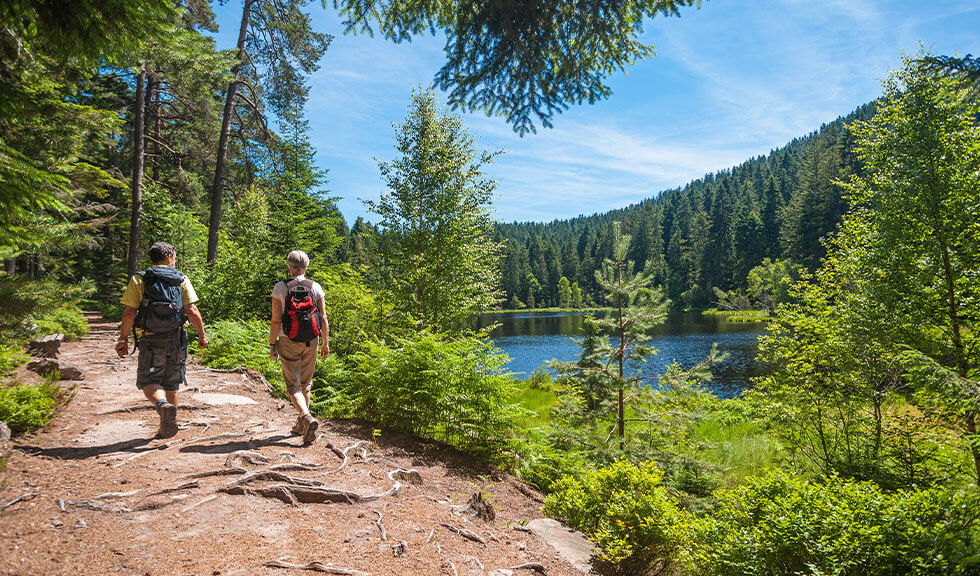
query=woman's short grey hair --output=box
[286,250,309,272]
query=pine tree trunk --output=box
[617,260,625,451]
[208,0,252,264]
[126,61,147,277]
[148,72,160,181]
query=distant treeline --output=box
[490,103,877,309]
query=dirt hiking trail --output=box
[0,314,590,576]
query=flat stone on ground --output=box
[525,518,596,574]
[192,393,257,406]
[75,419,154,446]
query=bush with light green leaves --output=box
[690,471,980,576]
[0,381,71,434]
[348,332,516,459]
[543,460,693,576]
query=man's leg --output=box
[297,343,318,445]
[288,389,309,414]
[165,389,179,407]
[142,384,166,404]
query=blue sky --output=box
[212,0,980,224]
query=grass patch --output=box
[701,309,771,323]
[692,414,785,486]
[0,380,74,434]
[511,383,559,429]
[485,307,613,315]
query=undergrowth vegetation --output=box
[0,380,74,434]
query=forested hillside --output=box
[496,103,875,309]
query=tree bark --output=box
[147,73,160,182]
[126,61,148,278]
[207,0,253,264]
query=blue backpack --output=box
[135,267,187,334]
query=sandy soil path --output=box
[0,314,583,576]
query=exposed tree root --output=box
[185,467,246,480]
[264,560,372,575]
[95,404,208,415]
[67,499,131,512]
[227,470,325,489]
[374,506,388,541]
[221,484,362,505]
[511,562,547,574]
[219,467,420,505]
[224,450,271,467]
[439,522,487,545]
[157,481,199,494]
[93,490,141,500]
[324,440,370,474]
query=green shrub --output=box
[0,381,70,434]
[690,471,980,576]
[544,460,694,576]
[33,305,88,340]
[0,344,28,378]
[309,354,355,416]
[348,333,517,458]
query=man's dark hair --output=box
[148,242,176,265]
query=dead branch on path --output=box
[374,505,388,541]
[439,522,487,545]
[2,492,36,510]
[181,494,218,512]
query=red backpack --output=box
[281,278,322,343]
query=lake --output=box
[477,311,768,398]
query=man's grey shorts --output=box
[136,330,187,391]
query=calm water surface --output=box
[478,311,767,398]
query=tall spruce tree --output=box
[592,222,669,449]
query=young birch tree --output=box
[369,88,502,333]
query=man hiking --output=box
[115,242,208,438]
[269,250,329,445]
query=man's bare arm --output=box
[270,297,283,359]
[318,297,329,358]
[185,303,208,348]
[116,306,139,357]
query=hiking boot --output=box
[291,415,307,436]
[157,402,178,439]
[301,413,318,445]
